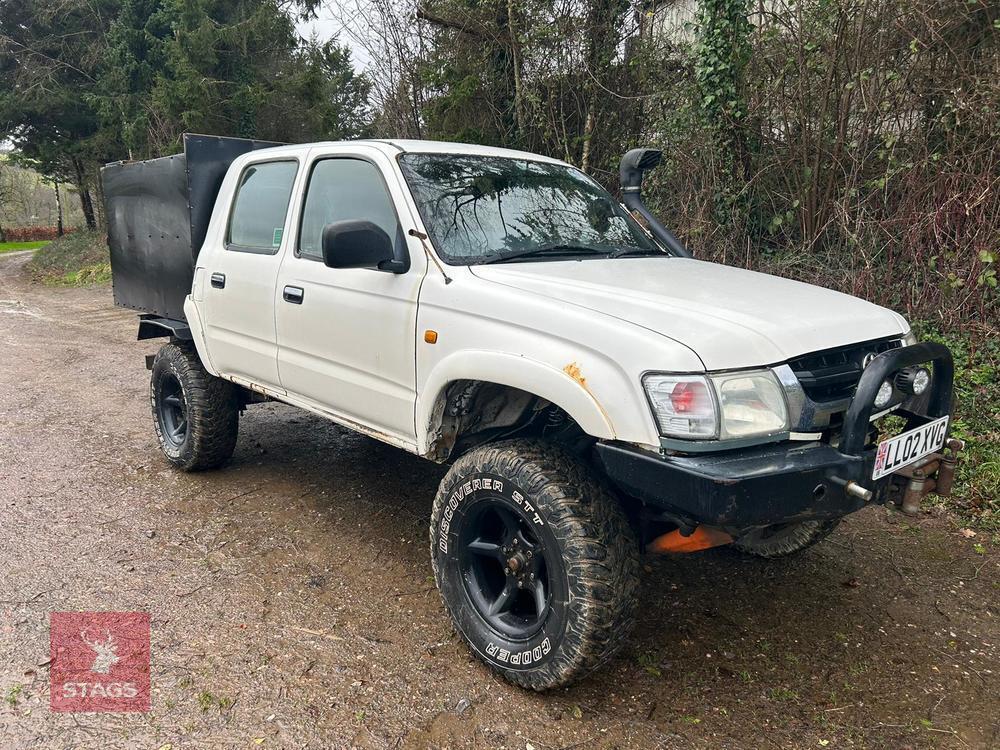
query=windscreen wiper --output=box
[607,246,668,258]
[479,243,612,265]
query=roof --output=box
[379,139,568,165]
[242,139,569,167]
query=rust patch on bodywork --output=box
[563,361,614,437]
[563,362,587,387]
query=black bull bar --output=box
[595,341,961,532]
[840,341,953,456]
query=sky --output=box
[295,6,372,70]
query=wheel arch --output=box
[180,297,220,376]
[417,351,616,459]
[137,315,192,341]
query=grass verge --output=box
[0,240,50,253]
[24,231,110,286]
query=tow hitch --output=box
[889,438,964,515]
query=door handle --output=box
[283,285,304,304]
[210,272,226,289]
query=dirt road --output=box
[0,251,996,749]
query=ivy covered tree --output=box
[694,0,752,225]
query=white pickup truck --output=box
[102,134,961,690]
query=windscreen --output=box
[399,154,656,264]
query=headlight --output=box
[710,371,789,439]
[903,330,918,346]
[643,370,789,441]
[643,374,718,439]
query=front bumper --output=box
[595,342,957,532]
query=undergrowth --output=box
[24,231,110,286]
[913,327,1000,534]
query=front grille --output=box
[788,337,903,402]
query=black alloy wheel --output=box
[458,502,551,640]
[156,373,189,449]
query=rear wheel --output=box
[150,342,239,471]
[430,440,639,690]
[733,519,840,558]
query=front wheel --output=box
[430,440,639,690]
[733,519,840,558]
[150,342,239,471]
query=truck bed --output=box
[101,134,282,321]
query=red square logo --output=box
[50,612,151,712]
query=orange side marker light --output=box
[424,330,438,344]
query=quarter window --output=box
[227,160,298,252]
[298,158,401,261]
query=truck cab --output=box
[103,135,961,691]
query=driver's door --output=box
[274,148,426,445]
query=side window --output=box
[227,160,298,252]
[298,158,400,260]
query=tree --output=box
[0,0,120,228]
[276,39,372,142]
[95,0,369,156]
[2,0,371,226]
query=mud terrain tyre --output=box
[150,342,239,471]
[430,439,639,690]
[733,519,840,558]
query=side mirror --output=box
[321,220,398,271]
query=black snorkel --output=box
[619,148,693,258]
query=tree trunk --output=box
[54,181,64,236]
[79,188,96,230]
[72,157,97,230]
[507,0,526,139]
[581,110,594,173]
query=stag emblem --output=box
[80,629,121,674]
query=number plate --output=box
[872,415,949,480]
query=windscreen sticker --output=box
[272,227,283,247]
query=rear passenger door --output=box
[274,149,426,445]
[200,158,299,388]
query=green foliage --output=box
[0,0,119,227]
[196,689,232,712]
[6,684,22,707]
[913,325,1000,531]
[94,0,371,158]
[414,0,634,173]
[0,241,49,253]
